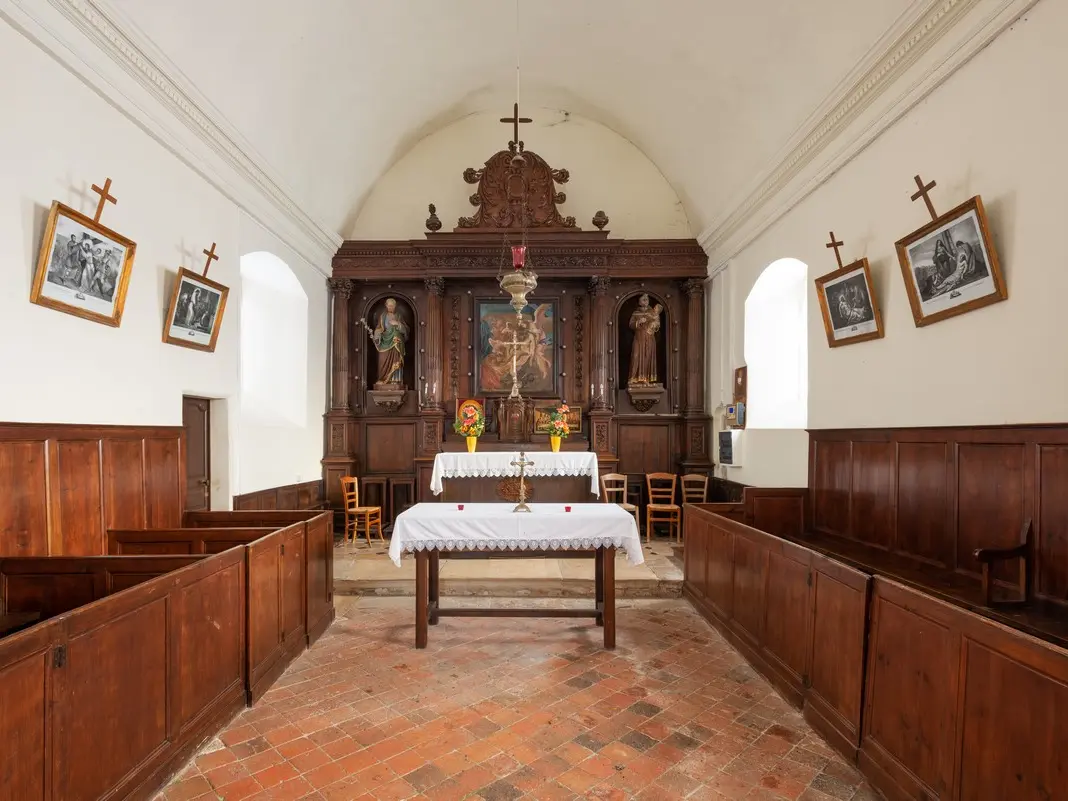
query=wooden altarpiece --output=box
[324,140,711,508]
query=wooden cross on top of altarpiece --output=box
[500,102,532,147]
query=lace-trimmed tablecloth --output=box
[388,503,643,567]
[428,451,600,496]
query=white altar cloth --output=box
[389,503,643,567]
[428,451,600,496]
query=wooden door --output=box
[182,397,211,512]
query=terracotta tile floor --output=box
[155,597,878,801]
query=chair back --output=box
[601,473,628,504]
[646,472,677,505]
[681,473,709,503]
[340,476,359,512]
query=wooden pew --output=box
[183,510,335,645]
[107,524,307,702]
[0,549,246,801]
[683,504,870,758]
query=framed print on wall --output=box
[30,201,136,327]
[814,257,884,347]
[162,267,229,352]
[475,299,557,396]
[895,196,1006,327]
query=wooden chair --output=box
[340,476,383,545]
[645,473,681,543]
[680,474,709,504]
[600,473,640,532]
[974,518,1034,607]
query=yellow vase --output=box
[550,435,561,453]
[466,436,477,453]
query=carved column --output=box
[588,276,614,455]
[420,277,446,456]
[424,277,445,409]
[682,278,706,414]
[681,278,712,470]
[328,278,353,411]
[322,277,357,520]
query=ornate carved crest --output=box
[456,147,578,231]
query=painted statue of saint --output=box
[627,293,663,386]
[371,298,408,387]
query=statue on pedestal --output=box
[359,297,409,412]
[626,294,666,413]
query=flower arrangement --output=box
[453,401,485,437]
[547,403,571,438]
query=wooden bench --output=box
[107,524,308,701]
[0,550,247,801]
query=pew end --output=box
[973,518,1034,608]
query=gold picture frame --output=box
[814,257,885,347]
[162,267,229,353]
[30,201,136,327]
[895,196,1006,327]
[532,401,581,434]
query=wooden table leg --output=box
[415,550,428,649]
[429,550,440,625]
[603,546,616,649]
[594,548,604,627]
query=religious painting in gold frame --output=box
[895,196,1005,327]
[532,401,581,434]
[814,258,884,347]
[30,201,136,327]
[475,299,558,396]
[162,267,229,352]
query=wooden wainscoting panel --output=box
[1038,445,1068,602]
[762,544,812,696]
[730,534,766,648]
[956,442,1029,580]
[849,441,895,551]
[102,438,146,530]
[50,438,104,556]
[0,439,49,556]
[745,489,806,538]
[895,440,950,566]
[706,519,735,621]
[144,437,183,528]
[811,439,851,538]
[0,628,52,801]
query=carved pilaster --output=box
[587,276,611,411]
[424,277,445,410]
[448,295,460,402]
[328,278,353,411]
[682,278,706,414]
[573,294,584,406]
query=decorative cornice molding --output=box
[699,0,1040,264]
[3,0,341,274]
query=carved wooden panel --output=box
[746,489,805,538]
[103,438,146,530]
[706,522,734,621]
[763,548,811,690]
[0,440,49,556]
[895,441,949,565]
[0,637,50,800]
[52,439,104,556]
[143,437,183,528]
[731,535,766,647]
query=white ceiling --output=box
[108,0,914,238]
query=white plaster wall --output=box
[712,3,1065,486]
[349,110,692,240]
[0,19,327,502]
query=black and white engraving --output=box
[168,275,222,346]
[38,212,130,318]
[904,209,996,317]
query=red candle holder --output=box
[457,504,465,511]
[564,505,572,513]
[511,245,526,269]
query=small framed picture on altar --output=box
[533,401,581,434]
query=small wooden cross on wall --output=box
[201,242,219,277]
[500,102,532,146]
[91,177,117,223]
[826,232,845,269]
[911,175,939,221]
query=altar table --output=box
[428,451,600,502]
[390,503,643,649]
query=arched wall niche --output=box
[612,289,676,414]
[356,292,419,409]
